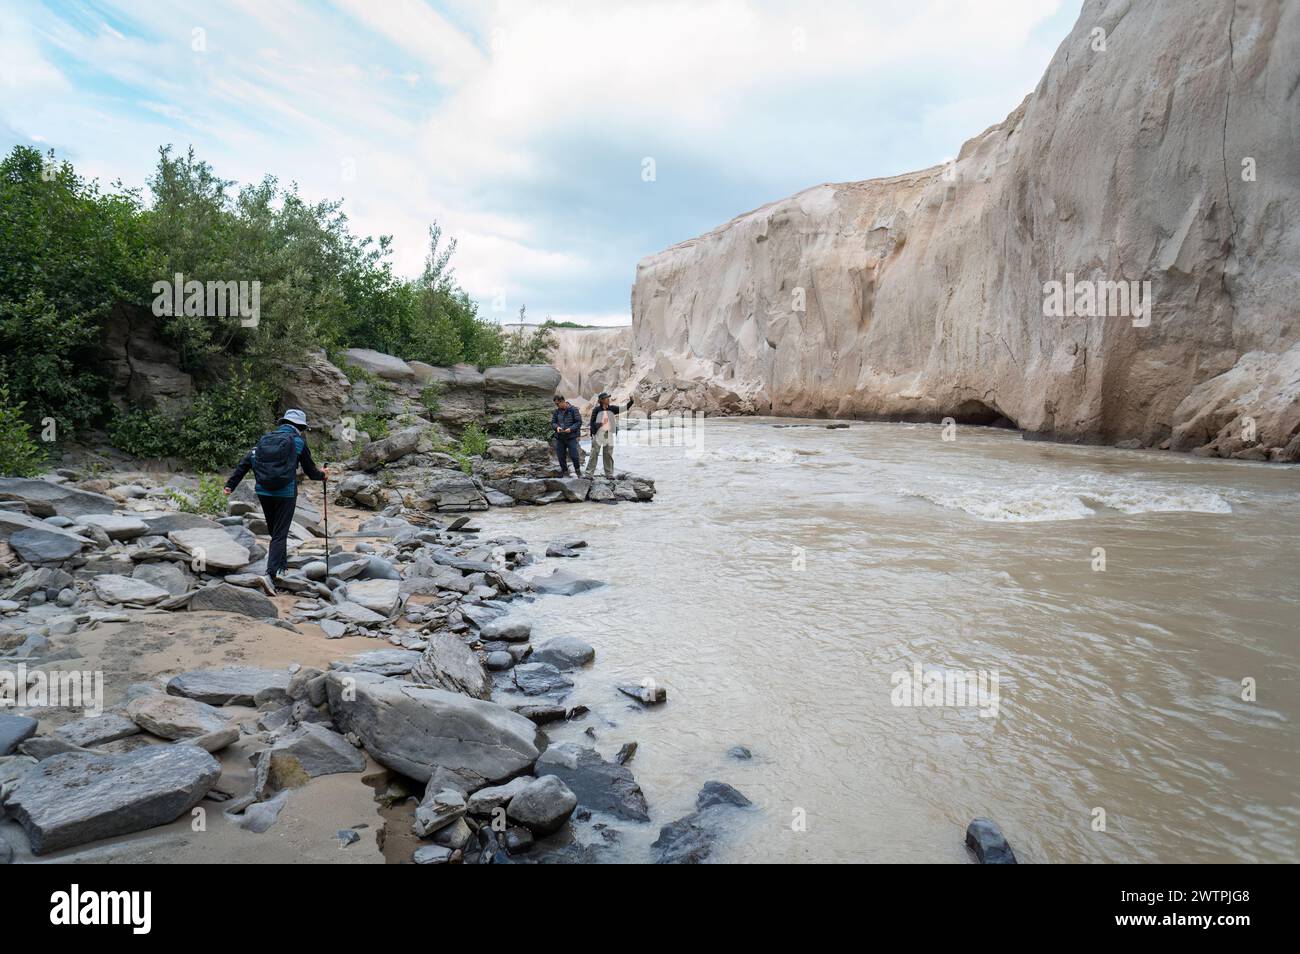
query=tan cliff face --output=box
[601,0,1300,459]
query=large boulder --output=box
[0,714,38,755]
[189,583,277,618]
[344,579,400,617]
[101,306,194,416]
[422,364,487,429]
[78,513,148,540]
[126,693,232,739]
[325,670,542,787]
[343,348,416,382]
[0,478,117,518]
[8,527,86,564]
[279,349,351,431]
[166,666,291,706]
[651,781,753,864]
[410,633,492,700]
[484,365,561,425]
[167,528,250,571]
[359,425,430,470]
[506,775,578,835]
[414,471,487,512]
[534,742,649,822]
[4,745,221,854]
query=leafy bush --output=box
[459,423,488,457]
[494,408,554,442]
[178,370,275,472]
[355,411,389,441]
[501,309,559,365]
[167,474,228,517]
[108,407,184,459]
[0,386,47,477]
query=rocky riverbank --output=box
[0,439,760,864]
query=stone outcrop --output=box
[612,0,1300,459]
[101,305,195,416]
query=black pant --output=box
[259,494,297,578]
[555,434,581,474]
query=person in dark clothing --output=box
[551,395,583,475]
[585,391,635,478]
[223,408,327,589]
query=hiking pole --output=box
[322,472,330,576]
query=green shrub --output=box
[0,386,47,477]
[179,370,274,472]
[167,474,227,517]
[356,411,389,440]
[108,407,184,459]
[419,381,444,415]
[494,408,553,441]
[459,423,488,458]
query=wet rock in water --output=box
[4,744,221,854]
[416,471,488,512]
[533,568,605,596]
[503,826,534,854]
[325,670,542,787]
[615,742,638,765]
[0,715,39,755]
[726,745,753,761]
[512,703,568,725]
[126,693,232,740]
[331,648,423,677]
[530,636,595,670]
[414,785,468,837]
[167,527,250,570]
[466,776,532,815]
[546,477,592,502]
[506,775,578,835]
[535,742,650,822]
[413,844,453,864]
[165,666,291,706]
[131,562,191,596]
[965,817,1017,864]
[651,781,753,864]
[54,714,141,748]
[618,683,668,705]
[188,582,277,618]
[345,579,400,616]
[513,662,573,696]
[78,513,148,541]
[485,650,513,671]
[411,633,492,700]
[90,573,169,606]
[8,527,85,564]
[480,617,531,642]
[0,478,116,519]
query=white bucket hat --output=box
[281,408,309,428]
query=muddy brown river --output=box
[476,417,1299,863]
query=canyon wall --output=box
[616,0,1300,459]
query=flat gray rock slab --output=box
[132,562,191,596]
[344,579,400,616]
[91,573,169,605]
[513,662,573,696]
[4,744,221,854]
[330,649,423,677]
[533,569,605,596]
[8,527,85,564]
[53,713,141,748]
[167,528,250,571]
[166,666,292,706]
[78,513,148,540]
[127,693,233,740]
[0,478,116,518]
[411,633,491,699]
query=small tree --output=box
[501,306,559,364]
[0,386,47,477]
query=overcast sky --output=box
[4,0,1082,326]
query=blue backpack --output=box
[251,429,300,491]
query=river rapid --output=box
[475,417,1300,863]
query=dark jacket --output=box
[551,405,583,438]
[588,397,634,436]
[225,424,324,498]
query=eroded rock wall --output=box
[622,0,1300,459]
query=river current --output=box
[476,418,1299,863]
